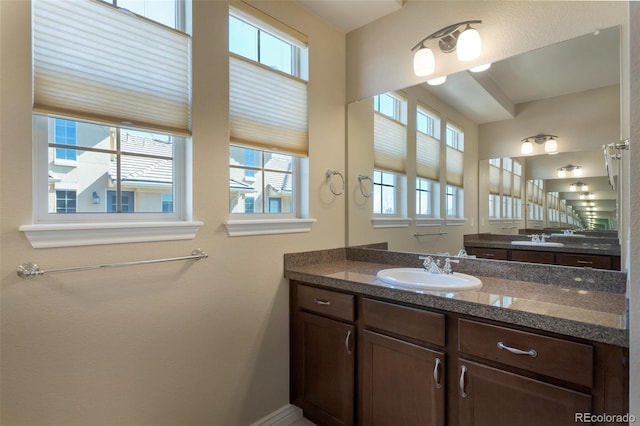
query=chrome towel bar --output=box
[16,249,208,279]
[414,231,448,237]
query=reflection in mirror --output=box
[347,26,621,267]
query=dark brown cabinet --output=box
[457,359,591,426]
[361,330,444,426]
[291,284,356,426]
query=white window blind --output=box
[374,112,406,174]
[229,55,308,157]
[446,146,464,187]
[502,169,512,195]
[32,0,191,136]
[416,131,439,180]
[489,163,500,195]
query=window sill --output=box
[371,217,412,229]
[19,221,203,248]
[224,218,316,237]
[415,218,444,227]
[445,217,467,226]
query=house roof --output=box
[264,156,292,193]
[109,134,173,186]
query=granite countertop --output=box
[464,235,621,256]
[284,247,629,347]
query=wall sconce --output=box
[569,182,588,192]
[520,134,558,154]
[557,164,582,178]
[92,191,100,204]
[411,20,483,77]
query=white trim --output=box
[248,404,304,426]
[19,221,203,248]
[415,217,443,227]
[371,217,412,228]
[224,218,316,237]
[445,217,467,226]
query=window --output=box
[226,2,313,236]
[373,170,397,215]
[416,177,438,217]
[23,0,199,248]
[489,194,500,218]
[56,190,76,213]
[445,123,464,220]
[229,146,294,215]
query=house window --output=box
[229,146,294,215]
[416,177,437,216]
[55,190,76,213]
[107,190,135,213]
[162,193,173,213]
[446,184,463,218]
[99,0,184,30]
[226,2,312,237]
[54,119,77,162]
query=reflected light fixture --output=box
[427,76,447,85]
[557,164,582,178]
[470,63,491,72]
[569,182,588,192]
[520,134,558,154]
[411,20,482,77]
[579,192,595,200]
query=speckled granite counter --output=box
[284,246,629,347]
[464,233,621,256]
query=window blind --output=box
[513,174,521,198]
[416,131,439,180]
[32,0,191,136]
[374,112,406,174]
[229,55,308,157]
[489,163,500,195]
[446,146,464,187]
[502,169,512,195]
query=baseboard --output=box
[249,404,304,426]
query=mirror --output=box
[346,27,621,263]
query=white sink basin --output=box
[550,233,586,238]
[511,241,564,247]
[376,268,482,291]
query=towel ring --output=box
[358,174,373,198]
[326,170,345,196]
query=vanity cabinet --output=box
[292,284,355,426]
[289,281,628,426]
[360,299,445,426]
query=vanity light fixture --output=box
[557,164,582,178]
[411,20,482,77]
[470,63,491,72]
[520,134,558,154]
[579,192,595,200]
[569,182,588,192]
[427,76,447,85]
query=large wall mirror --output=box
[346,26,621,263]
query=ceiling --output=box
[295,0,403,33]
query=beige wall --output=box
[0,1,346,425]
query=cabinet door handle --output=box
[433,358,442,389]
[314,298,331,305]
[497,341,538,357]
[577,260,593,265]
[345,330,352,355]
[459,365,467,398]
[482,253,495,257]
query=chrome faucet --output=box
[419,256,442,273]
[443,258,459,275]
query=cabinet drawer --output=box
[362,298,445,346]
[297,285,354,321]
[555,253,611,269]
[509,249,555,264]
[469,247,508,260]
[458,319,593,387]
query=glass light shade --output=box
[470,63,491,72]
[414,47,435,76]
[521,141,533,154]
[544,137,558,153]
[558,169,567,178]
[573,167,582,177]
[456,26,481,61]
[427,76,447,85]
[569,184,576,191]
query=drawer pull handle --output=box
[577,260,593,265]
[497,341,538,357]
[314,298,331,305]
[482,253,495,257]
[459,365,467,398]
[433,358,442,389]
[345,330,353,355]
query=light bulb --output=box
[427,76,447,85]
[521,141,533,154]
[414,47,435,77]
[457,26,481,61]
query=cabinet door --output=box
[294,311,355,426]
[360,330,445,426]
[457,360,591,426]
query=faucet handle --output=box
[443,258,458,274]
[419,256,433,270]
